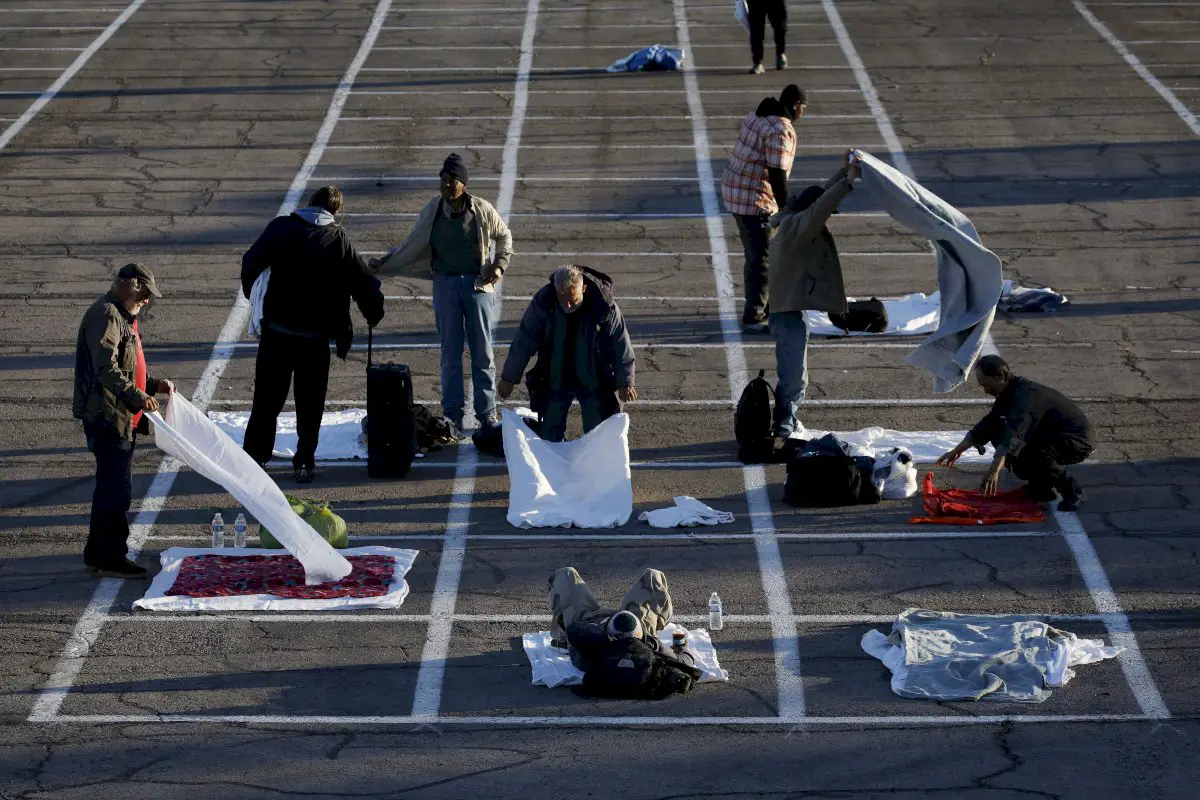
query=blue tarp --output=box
[606,45,685,73]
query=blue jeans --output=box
[432,272,497,425]
[770,310,809,437]
[539,386,616,443]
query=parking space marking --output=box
[108,611,1105,624]
[674,0,805,723]
[209,397,998,407]
[26,0,400,723]
[1072,0,1200,137]
[0,0,145,152]
[147,529,1057,543]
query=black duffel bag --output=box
[830,297,888,333]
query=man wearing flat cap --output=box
[373,153,513,437]
[73,263,172,578]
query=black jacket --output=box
[500,266,635,392]
[241,212,385,358]
[566,620,702,701]
[970,376,1095,458]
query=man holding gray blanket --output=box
[766,151,861,438]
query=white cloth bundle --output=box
[247,268,269,338]
[639,496,735,528]
[502,409,633,528]
[149,392,352,585]
[871,448,919,499]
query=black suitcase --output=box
[365,328,417,478]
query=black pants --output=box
[84,424,135,567]
[735,212,774,324]
[243,326,331,470]
[749,0,787,64]
[1008,432,1093,495]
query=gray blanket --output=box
[854,151,1002,392]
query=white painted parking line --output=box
[1054,510,1170,719]
[1127,39,1200,43]
[208,397,998,408]
[1072,0,1200,137]
[674,0,804,724]
[362,250,923,257]
[345,211,889,218]
[0,0,144,153]
[346,88,862,95]
[49,713,1153,727]
[0,7,123,11]
[336,114,872,120]
[372,43,840,50]
[0,25,104,29]
[26,0,400,724]
[329,143,875,150]
[0,46,87,50]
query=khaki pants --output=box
[548,566,673,645]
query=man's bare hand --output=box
[368,256,382,271]
[938,443,967,468]
[155,379,172,394]
[980,465,1002,497]
[845,150,861,182]
[142,395,160,413]
[479,263,503,286]
[497,378,515,400]
[618,386,637,403]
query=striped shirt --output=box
[720,111,796,216]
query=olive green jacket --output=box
[73,293,160,440]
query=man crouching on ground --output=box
[939,355,1095,511]
[497,265,636,441]
[73,264,172,578]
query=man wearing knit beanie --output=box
[374,153,514,437]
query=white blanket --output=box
[806,292,940,337]
[523,623,729,687]
[639,496,735,528]
[210,409,368,461]
[503,408,633,529]
[150,393,351,585]
[133,546,417,611]
[853,150,1002,392]
[791,427,993,464]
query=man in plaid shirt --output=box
[720,84,806,332]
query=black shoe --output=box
[1058,476,1085,512]
[88,559,149,579]
[294,466,314,484]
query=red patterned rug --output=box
[166,554,395,599]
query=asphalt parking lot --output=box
[2,0,1199,797]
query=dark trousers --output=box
[243,326,331,470]
[84,425,135,567]
[539,386,618,443]
[1008,432,1093,495]
[734,212,774,324]
[749,0,787,64]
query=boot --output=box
[1057,472,1085,512]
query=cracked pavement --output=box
[1,0,1199,797]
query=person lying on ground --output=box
[766,150,860,439]
[548,567,703,700]
[497,264,636,442]
[938,355,1095,511]
[371,153,513,439]
[240,185,384,484]
[719,84,807,333]
[73,263,172,578]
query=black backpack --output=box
[735,370,776,464]
[830,298,889,333]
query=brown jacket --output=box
[767,167,854,316]
[73,293,159,440]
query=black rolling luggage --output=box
[365,328,417,478]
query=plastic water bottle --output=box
[233,513,247,549]
[708,591,724,631]
[211,513,225,549]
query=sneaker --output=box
[742,320,770,334]
[294,466,314,484]
[749,62,765,75]
[478,413,501,430]
[88,559,149,579]
[776,53,788,70]
[1058,475,1086,512]
[445,419,467,442]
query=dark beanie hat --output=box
[440,152,469,185]
[780,84,807,108]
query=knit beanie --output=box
[606,610,643,640]
[440,152,469,185]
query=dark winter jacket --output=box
[500,267,636,394]
[566,619,702,701]
[73,292,162,440]
[969,376,1095,459]
[241,209,385,358]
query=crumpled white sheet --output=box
[133,546,418,611]
[788,427,993,464]
[209,408,368,461]
[806,292,941,337]
[861,609,1124,703]
[523,623,729,687]
[150,392,351,585]
[503,408,633,529]
[639,496,735,528]
[871,448,919,499]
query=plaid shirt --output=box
[720,112,796,216]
